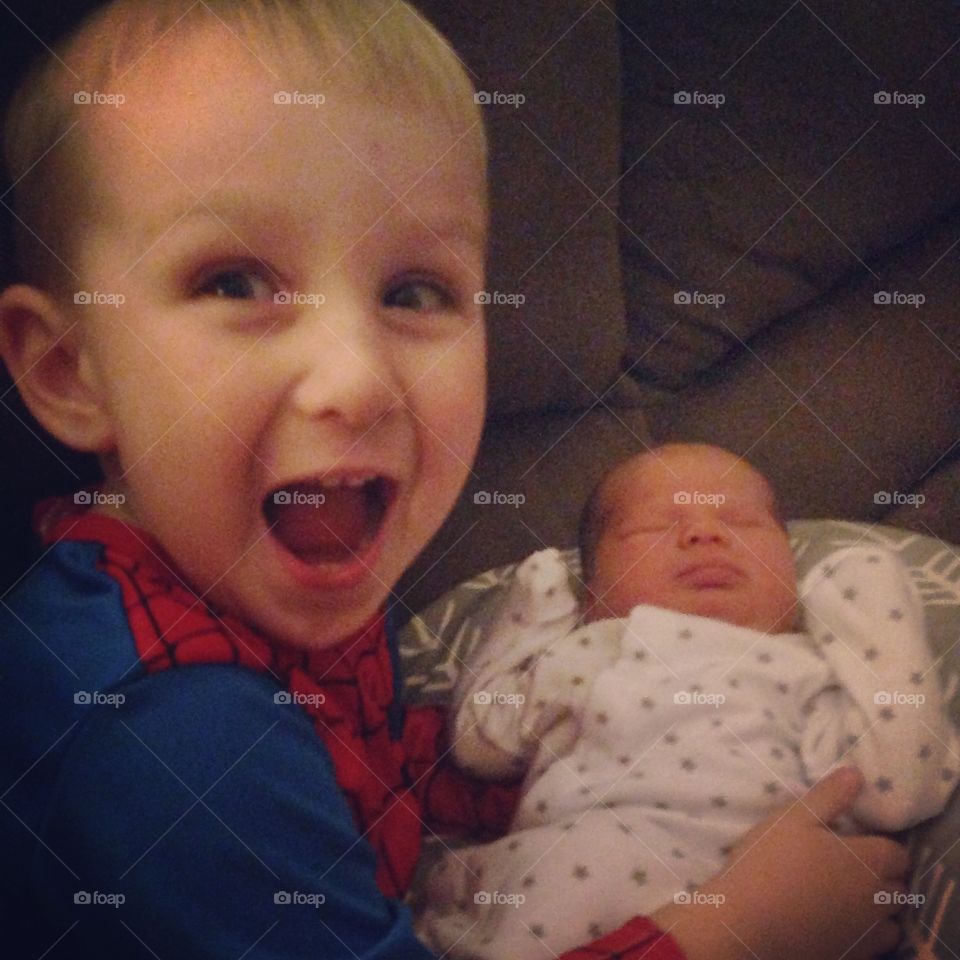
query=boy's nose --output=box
[290,309,400,429]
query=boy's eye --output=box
[384,278,452,311]
[196,269,274,301]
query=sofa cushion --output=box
[617,0,960,389]
[649,204,960,545]
[416,1,628,416]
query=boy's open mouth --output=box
[263,474,395,566]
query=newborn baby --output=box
[415,443,960,959]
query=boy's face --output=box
[586,448,798,632]
[58,28,487,649]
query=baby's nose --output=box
[680,518,726,546]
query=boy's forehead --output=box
[77,51,484,246]
[76,18,483,196]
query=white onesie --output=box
[415,546,960,960]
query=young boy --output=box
[0,2,910,958]
[417,443,956,958]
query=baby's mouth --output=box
[263,474,395,565]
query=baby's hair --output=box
[3,0,486,293]
[577,443,786,584]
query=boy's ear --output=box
[0,284,114,453]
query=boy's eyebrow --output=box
[145,194,486,250]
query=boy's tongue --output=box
[269,484,371,563]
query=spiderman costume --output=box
[0,496,685,959]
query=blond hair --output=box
[4,0,486,293]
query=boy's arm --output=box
[798,545,960,830]
[34,666,439,960]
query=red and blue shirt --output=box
[0,498,684,959]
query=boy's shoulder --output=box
[0,502,286,737]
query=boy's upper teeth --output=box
[319,472,377,489]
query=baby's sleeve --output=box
[799,545,960,830]
[449,548,588,780]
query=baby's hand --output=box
[653,767,909,960]
[500,548,578,627]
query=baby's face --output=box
[62,25,487,649]
[586,448,798,632]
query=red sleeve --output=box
[402,704,520,838]
[556,916,688,959]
